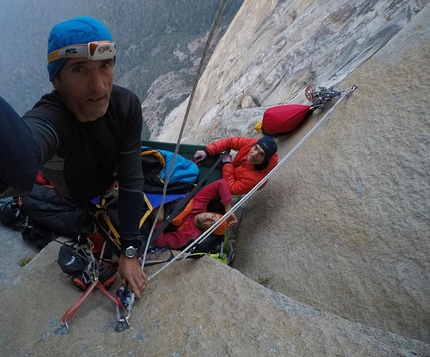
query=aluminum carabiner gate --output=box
[115,283,135,332]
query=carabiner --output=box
[115,284,135,332]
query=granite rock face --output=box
[0,243,429,356]
[151,0,430,345]
[154,0,429,144]
[231,4,430,343]
[140,28,226,140]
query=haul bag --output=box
[255,104,311,135]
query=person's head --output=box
[247,136,278,169]
[194,212,228,235]
[47,16,116,122]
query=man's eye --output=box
[101,59,114,69]
[71,66,83,73]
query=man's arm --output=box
[205,137,253,156]
[114,88,147,298]
[0,96,42,197]
[152,227,195,250]
[222,162,260,195]
[115,88,145,240]
[215,179,237,226]
[192,179,232,211]
[223,201,237,227]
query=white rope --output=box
[148,85,358,280]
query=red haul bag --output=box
[255,104,311,135]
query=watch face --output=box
[125,246,136,258]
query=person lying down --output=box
[150,179,237,250]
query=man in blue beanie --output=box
[0,16,148,298]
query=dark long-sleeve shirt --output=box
[1,85,144,242]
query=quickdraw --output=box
[113,247,173,331]
[115,283,135,332]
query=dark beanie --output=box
[47,16,114,81]
[256,136,277,161]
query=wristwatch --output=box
[123,246,137,258]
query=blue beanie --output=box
[257,136,277,161]
[47,16,114,81]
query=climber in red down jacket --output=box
[194,136,278,195]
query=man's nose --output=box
[206,216,214,224]
[88,70,105,92]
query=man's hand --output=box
[194,150,207,162]
[221,151,232,164]
[226,212,237,227]
[223,203,237,228]
[118,255,148,298]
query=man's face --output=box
[247,144,265,165]
[194,212,220,231]
[52,58,114,122]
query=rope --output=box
[148,85,358,280]
[141,0,228,268]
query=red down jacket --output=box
[205,137,278,195]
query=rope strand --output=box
[141,0,228,268]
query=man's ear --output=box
[51,76,60,90]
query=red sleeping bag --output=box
[255,104,311,135]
